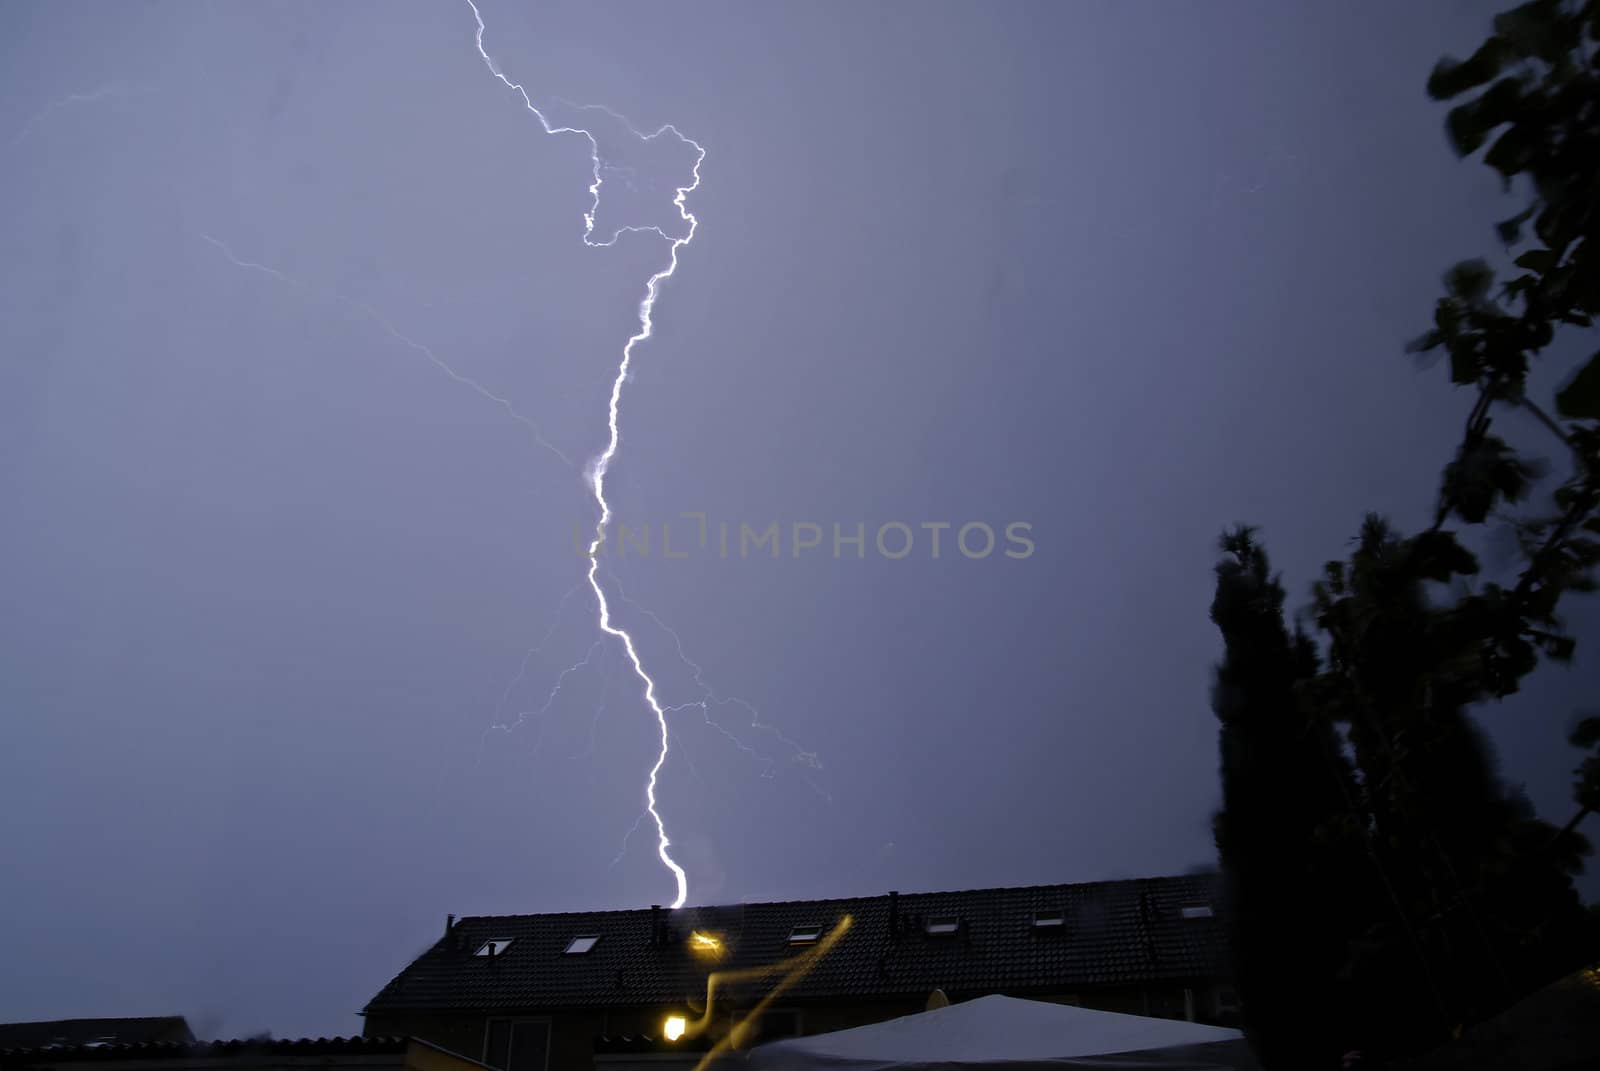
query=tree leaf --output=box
[1445,259,1495,302]
[1411,530,1481,581]
[1514,248,1556,273]
[1406,328,1445,354]
[1427,36,1512,100]
[1496,204,1537,243]
[1447,101,1492,155]
[1494,1,1562,60]
[1555,351,1600,419]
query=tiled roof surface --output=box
[0,1022,194,1052]
[364,874,1227,1012]
[0,1037,414,1066]
[0,1036,496,1071]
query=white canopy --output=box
[746,994,1259,1071]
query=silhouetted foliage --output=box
[1566,712,1600,834]
[1211,2,1600,1067]
[1210,530,1365,1070]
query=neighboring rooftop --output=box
[0,1022,194,1053]
[0,1035,491,1071]
[364,874,1227,1013]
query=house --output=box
[361,874,1234,1071]
[0,1023,195,1053]
[0,1035,490,1071]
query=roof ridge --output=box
[449,873,1213,922]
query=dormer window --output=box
[564,935,600,954]
[474,939,514,957]
[788,925,821,946]
[1031,911,1065,930]
[1181,904,1214,920]
[924,916,960,936]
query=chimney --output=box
[887,891,899,941]
[446,914,455,937]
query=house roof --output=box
[363,874,1227,1013]
[0,1036,490,1069]
[0,1022,194,1052]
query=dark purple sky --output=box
[2,0,1594,1042]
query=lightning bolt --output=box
[464,0,704,908]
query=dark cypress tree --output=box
[1210,528,1363,1071]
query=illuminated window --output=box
[1181,904,1214,920]
[787,925,821,946]
[475,939,514,957]
[1031,911,1065,930]
[564,935,600,955]
[925,916,960,936]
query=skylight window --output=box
[564,935,601,954]
[1181,904,1214,920]
[925,916,960,936]
[787,925,821,946]
[474,939,514,957]
[1031,911,1065,929]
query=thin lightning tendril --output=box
[482,638,605,748]
[195,232,573,468]
[608,570,828,796]
[569,644,613,761]
[10,84,149,148]
[465,0,704,908]
[489,583,585,732]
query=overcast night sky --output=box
[2,0,1595,1043]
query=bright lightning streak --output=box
[465,0,705,908]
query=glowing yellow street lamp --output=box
[688,930,723,956]
[663,1015,687,1042]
